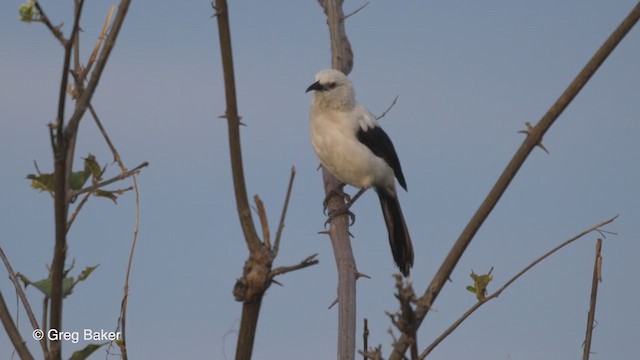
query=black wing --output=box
[357,125,407,191]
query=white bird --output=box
[306,69,414,276]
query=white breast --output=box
[309,108,394,190]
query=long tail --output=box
[376,187,414,276]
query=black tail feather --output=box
[376,187,414,276]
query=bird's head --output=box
[306,69,355,109]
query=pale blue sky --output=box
[1,1,639,359]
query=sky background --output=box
[1,1,639,359]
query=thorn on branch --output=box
[342,1,370,21]
[518,121,549,154]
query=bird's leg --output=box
[324,187,369,227]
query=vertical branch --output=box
[316,1,357,359]
[214,2,272,359]
[214,0,261,250]
[49,3,84,359]
[583,238,603,360]
[390,3,640,358]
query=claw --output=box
[322,184,349,215]
[324,207,356,228]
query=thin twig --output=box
[116,173,140,360]
[71,161,148,198]
[363,318,369,360]
[583,238,603,360]
[342,1,369,21]
[376,95,399,121]
[0,291,34,360]
[34,2,66,46]
[89,104,124,166]
[255,195,271,249]
[420,217,617,358]
[269,254,319,278]
[66,192,92,232]
[0,246,47,356]
[84,5,115,79]
[390,3,640,357]
[273,166,296,257]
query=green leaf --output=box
[28,277,75,298]
[469,269,494,301]
[94,189,118,203]
[78,265,99,282]
[68,342,109,360]
[19,1,41,22]
[26,173,55,193]
[84,154,102,182]
[70,170,90,191]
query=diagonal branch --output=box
[0,246,47,357]
[420,217,616,358]
[390,3,640,357]
[273,166,296,257]
[71,161,148,198]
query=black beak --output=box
[305,80,323,93]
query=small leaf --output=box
[28,277,75,298]
[84,154,102,182]
[466,286,476,294]
[78,265,99,282]
[27,173,55,193]
[70,170,89,190]
[469,269,494,301]
[19,1,41,22]
[94,190,118,203]
[68,342,109,360]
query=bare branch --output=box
[273,166,296,257]
[0,246,47,357]
[71,161,148,198]
[66,192,91,232]
[583,238,603,360]
[390,2,640,357]
[316,1,357,359]
[254,195,271,249]
[376,95,399,121]
[420,217,617,358]
[343,1,370,21]
[270,254,319,278]
[34,2,66,46]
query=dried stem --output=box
[390,3,640,357]
[315,0,361,357]
[273,166,296,257]
[316,1,357,359]
[420,217,616,358]
[0,246,45,357]
[583,238,603,360]
[71,161,148,198]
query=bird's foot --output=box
[324,207,356,228]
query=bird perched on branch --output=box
[306,69,414,276]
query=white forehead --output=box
[314,69,349,84]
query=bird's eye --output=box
[326,82,337,90]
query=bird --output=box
[306,69,414,276]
